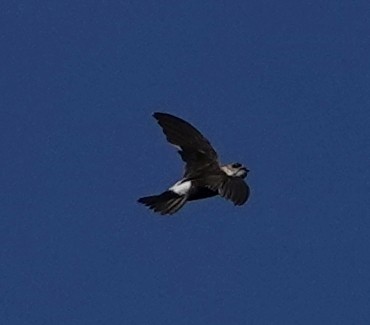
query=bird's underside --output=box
[137,112,250,216]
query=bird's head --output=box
[221,163,249,178]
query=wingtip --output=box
[153,112,175,121]
[152,112,164,120]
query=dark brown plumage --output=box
[138,112,250,215]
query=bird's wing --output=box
[202,175,250,206]
[153,112,219,177]
[219,178,250,205]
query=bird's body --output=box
[170,179,218,201]
[138,112,250,215]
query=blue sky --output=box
[1,1,370,324]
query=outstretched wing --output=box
[219,178,250,205]
[202,175,250,206]
[153,112,219,177]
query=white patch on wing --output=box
[169,180,191,195]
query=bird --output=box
[137,112,250,215]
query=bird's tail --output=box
[137,191,187,215]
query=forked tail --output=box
[137,191,187,215]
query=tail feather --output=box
[138,191,187,215]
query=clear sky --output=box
[1,1,370,324]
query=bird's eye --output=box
[232,163,241,168]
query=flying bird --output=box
[138,112,250,215]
